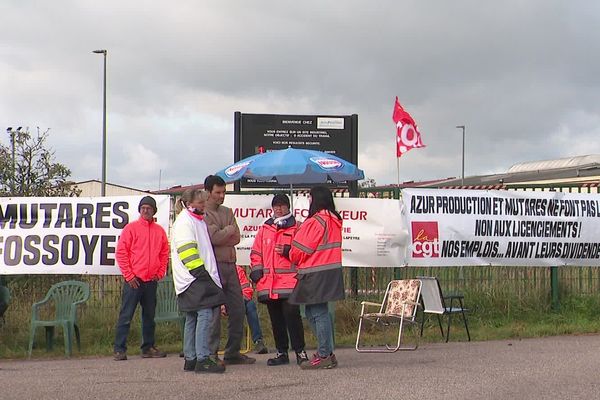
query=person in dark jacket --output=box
[172,189,226,373]
[289,186,344,370]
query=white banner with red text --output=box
[402,188,600,267]
[227,195,406,268]
[0,196,171,275]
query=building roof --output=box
[507,154,600,173]
[423,154,600,189]
[75,180,150,193]
[152,183,204,195]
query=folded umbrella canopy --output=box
[215,147,364,185]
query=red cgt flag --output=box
[393,97,425,157]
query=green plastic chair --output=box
[154,276,185,343]
[27,280,90,358]
[0,284,10,326]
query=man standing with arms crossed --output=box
[204,175,256,365]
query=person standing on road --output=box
[250,193,309,366]
[172,189,226,373]
[203,175,256,365]
[288,186,344,370]
[113,196,170,361]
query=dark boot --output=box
[296,350,309,365]
[183,358,196,371]
[195,357,225,374]
[267,352,289,366]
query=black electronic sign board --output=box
[233,112,358,190]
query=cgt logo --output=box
[411,221,440,258]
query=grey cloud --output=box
[1,0,599,189]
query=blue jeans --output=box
[304,303,333,357]
[113,280,157,353]
[245,299,263,343]
[184,307,216,361]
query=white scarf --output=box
[273,212,293,226]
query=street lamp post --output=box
[456,125,465,185]
[6,127,15,193]
[5,126,21,194]
[93,49,107,196]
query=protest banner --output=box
[402,188,600,266]
[0,195,170,274]
[226,195,406,267]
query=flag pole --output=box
[396,156,400,187]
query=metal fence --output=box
[3,182,600,321]
[3,264,599,320]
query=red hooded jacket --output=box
[116,217,169,282]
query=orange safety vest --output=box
[250,217,299,301]
[236,266,253,300]
[289,210,342,275]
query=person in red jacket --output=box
[289,186,344,370]
[113,196,170,361]
[250,193,309,366]
[235,266,268,354]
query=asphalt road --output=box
[1,335,599,400]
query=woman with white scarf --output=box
[172,189,226,373]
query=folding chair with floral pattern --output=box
[355,279,422,353]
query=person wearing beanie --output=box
[113,195,170,361]
[271,193,290,208]
[250,193,309,366]
[138,196,157,213]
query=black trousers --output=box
[266,298,305,353]
[208,261,245,358]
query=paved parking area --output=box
[2,334,600,399]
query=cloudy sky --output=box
[2,1,599,191]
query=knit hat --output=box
[138,196,157,213]
[271,193,290,208]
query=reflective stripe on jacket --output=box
[236,266,253,300]
[250,216,299,301]
[288,210,345,305]
[289,210,342,275]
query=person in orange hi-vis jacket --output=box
[250,193,309,366]
[288,186,344,370]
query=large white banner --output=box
[0,196,170,275]
[402,188,600,267]
[226,195,405,267]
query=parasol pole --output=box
[289,183,294,211]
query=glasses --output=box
[272,204,287,209]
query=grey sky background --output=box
[2,1,599,191]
